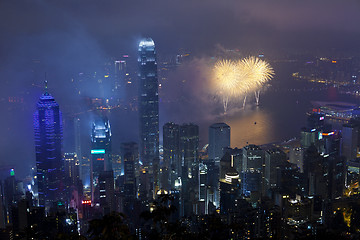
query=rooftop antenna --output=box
[44,72,48,94]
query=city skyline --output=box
[1,1,360,177]
[2,1,360,238]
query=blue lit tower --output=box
[138,38,160,199]
[34,82,63,208]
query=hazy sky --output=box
[1,0,360,178]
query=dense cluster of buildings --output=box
[2,39,360,239]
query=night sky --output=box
[1,0,360,178]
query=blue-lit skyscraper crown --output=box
[34,88,63,208]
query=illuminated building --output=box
[198,163,207,215]
[311,101,360,121]
[99,171,115,214]
[300,128,319,149]
[264,148,287,196]
[114,60,127,89]
[90,117,112,203]
[208,123,230,166]
[242,145,263,172]
[242,145,264,205]
[64,153,80,186]
[289,147,304,173]
[163,122,180,189]
[34,83,64,208]
[138,38,159,199]
[179,123,199,216]
[122,142,138,200]
[220,170,240,215]
[342,123,358,161]
[199,163,207,202]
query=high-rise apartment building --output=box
[34,84,64,208]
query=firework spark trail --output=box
[212,60,240,112]
[211,56,274,112]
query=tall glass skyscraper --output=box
[138,38,159,199]
[163,122,181,190]
[34,84,63,208]
[90,117,112,203]
[208,123,230,166]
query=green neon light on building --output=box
[91,149,106,154]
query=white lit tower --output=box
[138,38,160,199]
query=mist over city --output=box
[1,0,360,239]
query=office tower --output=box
[138,38,159,199]
[110,154,122,179]
[327,155,346,199]
[123,152,136,199]
[180,123,199,216]
[99,171,115,214]
[64,153,80,186]
[220,170,240,215]
[242,145,264,206]
[114,60,127,89]
[242,145,263,172]
[303,146,328,197]
[163,122,181,189]
[289,147,304,173]
[342,123,358,161]
[277,162,305,198]
[120,142,138,194]
[322,131,341,156]
[264,148,287,196]
[208,123,230,166]
[122,146,137,216]
[198,163,207,215]
[74,117,85,182]
[90,117,112,203]
[204,160,219,210]
[300,128,319,149]
[34,84,64,208]
[121,143,138,197]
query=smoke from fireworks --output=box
[211,56,274,112]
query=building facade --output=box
[34,86,64,208]
[138,38,160,199]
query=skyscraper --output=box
[90,117,112,203]
[34,83,63,208]
[209,123,230,166]
[180,123,199,216]
[163,122,181,189]
[138,38,159,199]
[342,123,358,161]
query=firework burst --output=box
[211,56,274,112]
